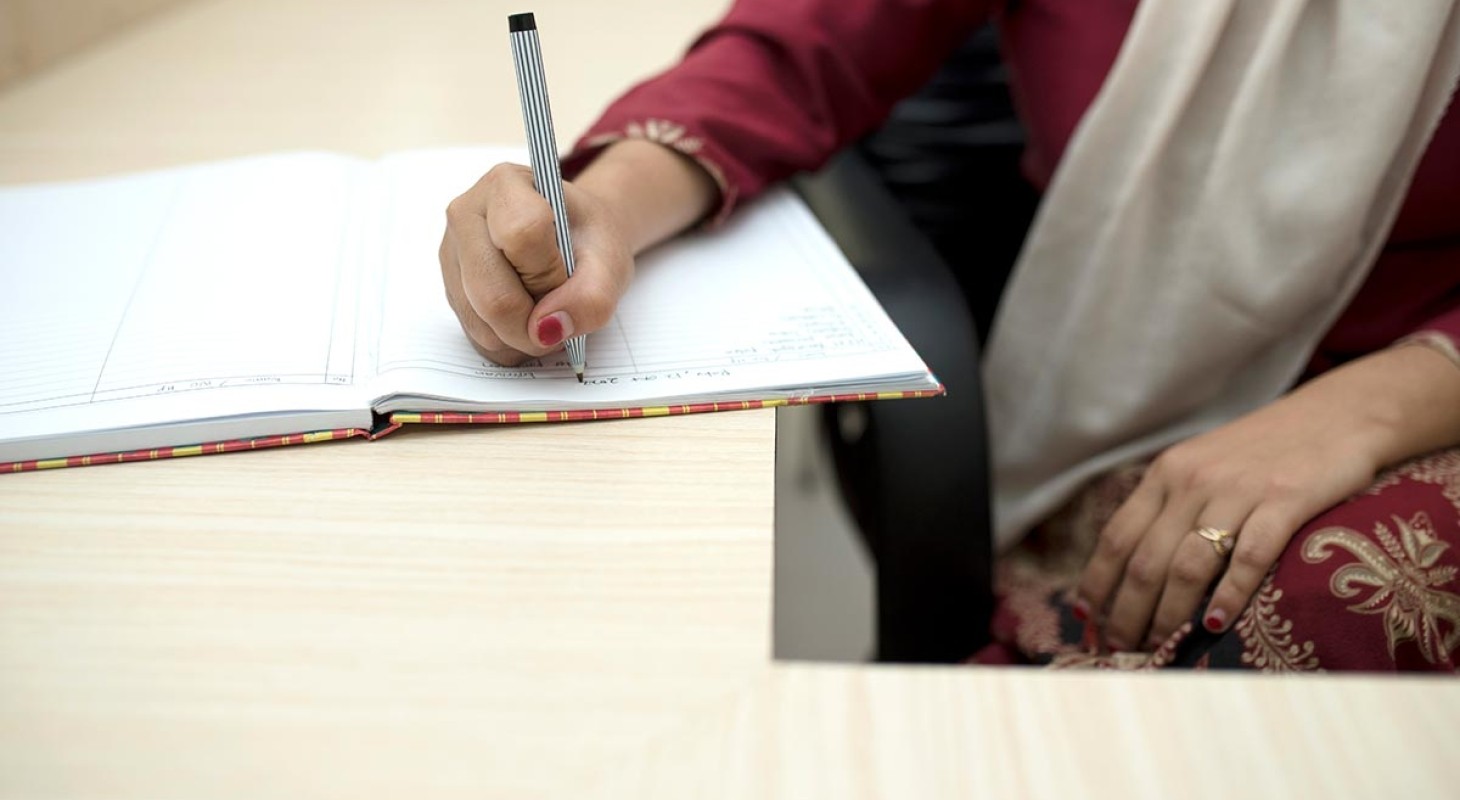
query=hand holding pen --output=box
[437,13,718,376]
[508,12,587,381]
[437,13,631,380]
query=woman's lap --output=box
[972,449,1460,672]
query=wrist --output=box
[573,139,718,253]
[1298,344,1460,472]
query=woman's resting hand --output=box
[1075,343,1460,651]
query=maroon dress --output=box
[564,0,1460,671]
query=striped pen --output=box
[508,12,586,383]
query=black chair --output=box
[788,27,1037,663]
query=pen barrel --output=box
[509,16,586,376]
[508,25,576,284]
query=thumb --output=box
[526,248,633,349]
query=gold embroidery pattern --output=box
[1395,451,1460,517]
[1366,450,1460,513]
[1048,623,1189,670]
[1235,574,1321,672]
[627,119,703,153]
[1302,513,1460,665]
[993,561,1067,657]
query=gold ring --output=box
[1192,526,1235,558]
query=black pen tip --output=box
[576,372,585,384]
[508,13,537,33]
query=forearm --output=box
[573,139,718,255]
[1290,342,1460,472]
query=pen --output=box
[508,11,586,383]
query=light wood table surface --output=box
[1,2,1457,798]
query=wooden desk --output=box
[1,2,1456,798]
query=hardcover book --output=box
[0,147,941,472]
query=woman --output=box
[439,0,1460,671]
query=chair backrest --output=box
[791,26,1040,663]
[859,25,1039,343]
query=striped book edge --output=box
[2,387,944,473]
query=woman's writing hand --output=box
[439,141,719,366]
[439,163,633,366]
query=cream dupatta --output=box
[984,1,1460,549]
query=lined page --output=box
[0,155,371,460]
[368,148,934,411]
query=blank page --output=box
[0,155,372,461]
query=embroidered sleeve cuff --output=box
[1396,330,1460,371]
[1393,300,1460,370]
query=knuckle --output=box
[1123,553,1161,590]
[1095,525,1132,559]
[498,209,555,261]
[445,194,474,226]
[484,162,521,185]
[1230,545,1270,575]
[1261,475,1301,503]
[478,290,529,324]
[1186,463,1224,493]
[1151,448,1194,486]
[1170,554,1213,586]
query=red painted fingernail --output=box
[536,312,569,347]
[1204,609,1228,632]
[1106,636,1129,652]
[1071,599,1091,623]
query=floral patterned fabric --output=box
[972,449,1460,672]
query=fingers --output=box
[1203,506,1296,633]
[1145,501,1251,646]
[482,164,568,299]
[1076,446,1264,651]
[446,174,543,356]
[1098,496,1201,651]
[1075,476,1162,624]
[442,163,634,363]
[528,235,632,347]
[439,229,534,366]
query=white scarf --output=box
[984,0,1460,550]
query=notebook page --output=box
[0,155,373,461]
[367,148,934,411]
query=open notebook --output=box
[0,147,941,471]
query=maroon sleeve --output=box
[561,0,997,224]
